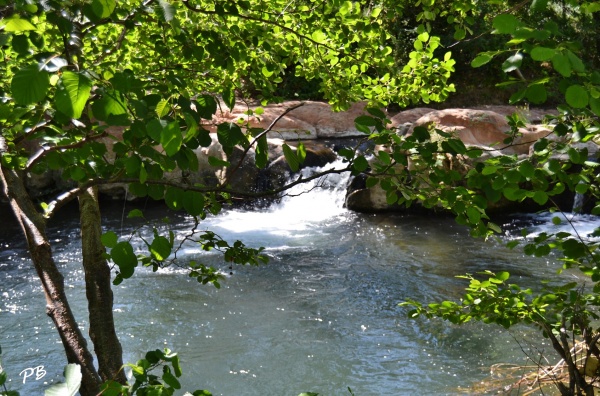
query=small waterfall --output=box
[200,159,353,245]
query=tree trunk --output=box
[0,159,101,395]
[78,186,127,384]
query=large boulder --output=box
[345,108,557,213]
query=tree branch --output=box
[25,131,108,172]
[180,0,339,52]
[43,165,351,219]
[223,102,306,186]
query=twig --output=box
[25,131,108,172]
[223,102,305,186]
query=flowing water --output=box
[0,164,594,395]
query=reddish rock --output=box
[208,101,378,139]
[389,108,435,126]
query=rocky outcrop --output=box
[344,107,583,213]
[207,100,376,139]
[406,108,552,155]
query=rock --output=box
[473,105,558,123]
[389,107,435,126]
[260,139,339,192]
[346,108,559,213]
[208,101,377,139]
[410,109,513,150]
[345,184,392,212]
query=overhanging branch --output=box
[43,164,351,219]
[224,102,306,185]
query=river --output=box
[0,165,593,395]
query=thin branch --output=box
[447,0,531,49]
[25,131,108,172]
[12,118,49,146]
[180,0,338,52]
[80,0,157,34]
[43,165,351,218]
[223,102,306,186]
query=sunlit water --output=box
[1,163,597,395]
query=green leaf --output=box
[222,86,235,110]
[565,85,589,108]
[101,231,118,248]
[92,0,116,18]
[532,191,548,205]
[367,107,386,119]
[296,141,306,164]
[566,50,585,73]
[161,121,183,156]
[518,161,535,178]
[146,184,164,200]
[568,147,582,163]
[525,84,547,104]
[139,163,148,184]
[128,209,144,218]
[2,17,36,31]
[355,115,378,126]
[162,370,181,389]
[171,354,182,377]
[150,236,172,261]
[353,155,369,172]
[111,242,138,278]
[11,34,29,55]
[207,156,230,167]
[454,28,466,41]
[339,1,352,15]
[552,53,572,77]
[55,71,92,118]
[155,99,171,118]
[91,91,127,121]
[590,97,600,116]
[492,14,521,34]
[195,95,217,119]
[411,126,430,142]
[311,30,327,43]
[471,53,495,68]
[147,118,165,142]
[283,143,300,172]
[183,190,205,216]
[530,46,556,61]
[530,0,549,12]
[466,206,481,223]
[488,222,502,233]
[45,364,81,396]
[165,187,184,210]
[216,122,245,149]
[261,66,274,77]
[562,238,586,259]
[11,64,50,105]
[481,165,497,175]
[255,135,269,169]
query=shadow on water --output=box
[0,188,580,395]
